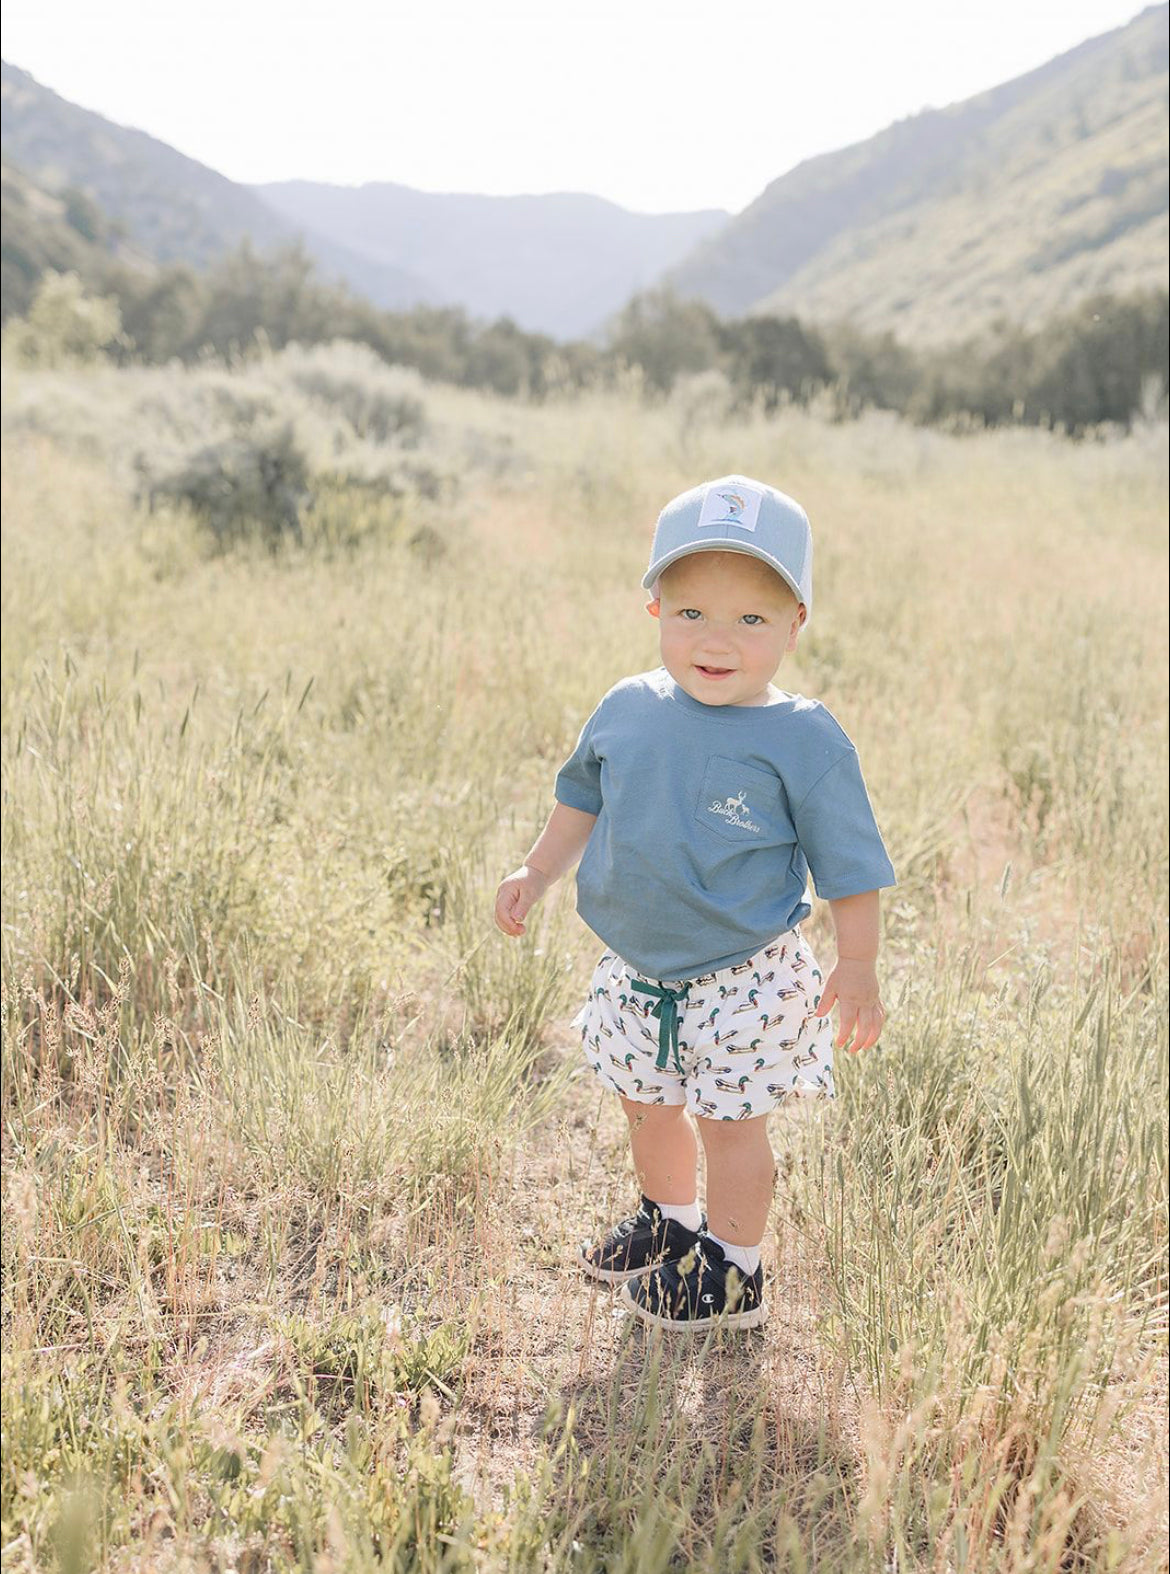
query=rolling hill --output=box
[0,62,436,311]
[667,4,1168,344]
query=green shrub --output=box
[2,270,122,369]
[277,340,428,444]
[144,420,310,543]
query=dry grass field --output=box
[1,349,1167,1571]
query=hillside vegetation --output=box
[0,62,430,310]
[669,4,1169,344]
[0,157,149,319]
[1,350,1166,1570]
[0,62,292,268]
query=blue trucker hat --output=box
[642,474,814,621]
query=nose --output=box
[696,624,736,654]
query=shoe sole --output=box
[618,1281,767,1331]
[578,1250,671,1285]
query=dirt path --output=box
[446,1050,868,1533]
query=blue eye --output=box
[678,609,766,623]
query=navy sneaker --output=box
[620,1232,766,1331]
[579,1195,704,1285]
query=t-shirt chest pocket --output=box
[694,755,794,847]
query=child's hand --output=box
[815,959,886,1053]
[494,865,551,937]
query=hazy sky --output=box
[2,0,1154,213]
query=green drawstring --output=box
[631,979,691,1073]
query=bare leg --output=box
[619,1096,698,1204]
[696,1115,775,1243]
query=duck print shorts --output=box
[571,931,835,1120]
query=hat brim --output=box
[643,542,807,610]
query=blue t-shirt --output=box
[553,667,896,982]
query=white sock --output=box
[704,1231,761,1275]
[652,1199,702,1232]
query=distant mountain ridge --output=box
[0,62,433,309]
[255,180,728,338]
[667,4,1168,344]
[0,61,727,337]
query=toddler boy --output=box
[494,475,895,1331]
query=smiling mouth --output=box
[696,665,734,676]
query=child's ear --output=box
[646,598,661,619]
[786,603,807,652]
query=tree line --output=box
[4,235,1166,434]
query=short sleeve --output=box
[791,750,896,899]
[554,709,603,815]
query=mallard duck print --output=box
[720,1100,755,1121]
[575,932,837,1120]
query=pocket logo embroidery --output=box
[705,789,762,835]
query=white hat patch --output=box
[695,482,763,534]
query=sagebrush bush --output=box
[3,342,449,549]
[145,419,311,542]
[274,339,429,445]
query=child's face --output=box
[646,551,805,707]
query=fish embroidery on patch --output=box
[696,482,763,533]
